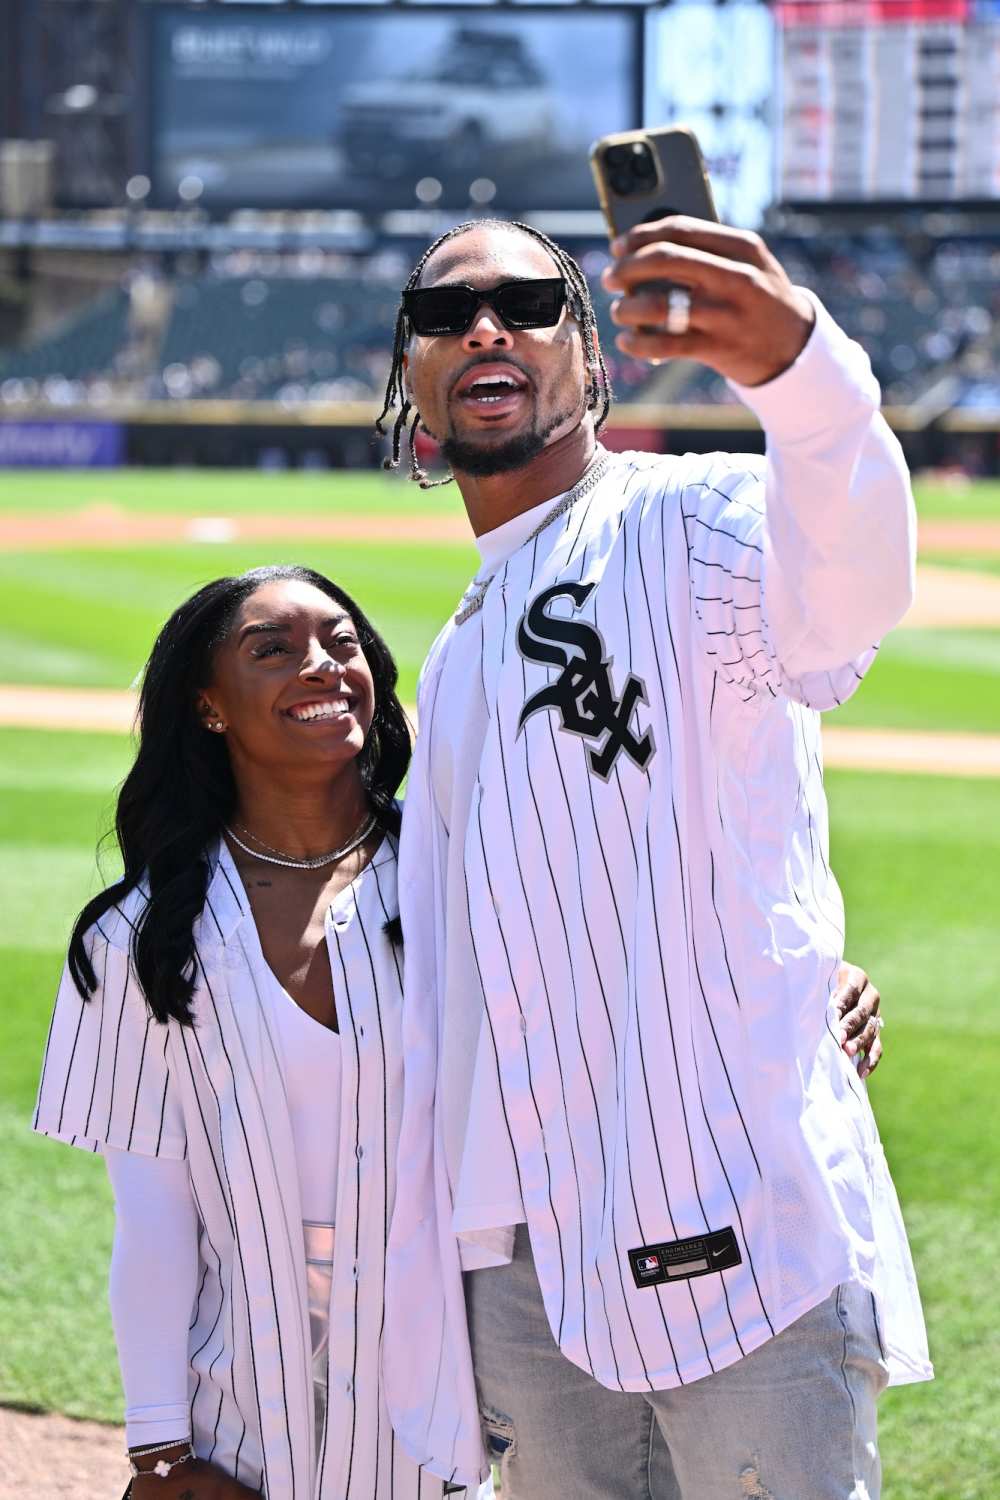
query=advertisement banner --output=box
[148,6,638,212]
[0,421,125,468]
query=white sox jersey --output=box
[384,297,932,1488]
[34,836,460,1500]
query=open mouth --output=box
[285,696,356,724]
[454,363,530,421]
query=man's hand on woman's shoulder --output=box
[834,961,884,1081]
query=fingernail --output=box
[845,1040,857,1055]
[611,235,626,257]
[837,1028,848,1046]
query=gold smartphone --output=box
[590,125,719,240]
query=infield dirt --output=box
[0,1407,125,1499]
[1,514,997,776]
[1,508,999,555]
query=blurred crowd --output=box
[1,232,997,415]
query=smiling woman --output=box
[31,565,466,1500]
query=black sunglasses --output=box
[402,277,568,337]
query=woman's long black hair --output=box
[67,565,411,1026]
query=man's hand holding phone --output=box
[602,216,815,388]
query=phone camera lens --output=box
[609,170,634,196]
[604,145,630,169]
[631,145,657,180]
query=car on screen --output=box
[338,28,555,180]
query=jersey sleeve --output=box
[684,453,877,712]
[33,930,185,1160]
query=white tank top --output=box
[270,976,341,1226]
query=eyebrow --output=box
[237,612,351,644]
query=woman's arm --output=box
[105,1146,200,1448]
[106,1150,264,1498]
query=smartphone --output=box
[589,125,719,240]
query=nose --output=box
[300,640,341,683]
[461,304,514,355]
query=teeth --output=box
[290,699,349,721]
[469,374,517,393]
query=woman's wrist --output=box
[128,1438,195,1477]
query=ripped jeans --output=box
[465,1225,888,1500]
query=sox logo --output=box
[516,581,656,780]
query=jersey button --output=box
[518,1016,527,1035]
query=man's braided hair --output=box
[374,218,613,488]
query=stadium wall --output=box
[1,402,993,473]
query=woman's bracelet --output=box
[128,1440,196,1479]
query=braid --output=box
[374,218,614,486]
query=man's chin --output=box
[440,428,547,479]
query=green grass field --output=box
[1,469,998,1499]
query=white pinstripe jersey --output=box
[385,304,932,1488]
[34,836,463,1500]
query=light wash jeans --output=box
[465,1225,888,1500]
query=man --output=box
[381,216,931,1500]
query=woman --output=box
[32,564,883,1499]
[33,565,453,1499]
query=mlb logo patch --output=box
[629,1228,742,1289]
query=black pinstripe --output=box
[661,478,775,1336]
[471,790,568,1341]
[509,532,601,1373]
[104,952,131,1141]
[329,924,362,1500]
[126,1015,151,1152]
[573,506,658,1390]
[81,940,108,1139]
[186,960,286,1497]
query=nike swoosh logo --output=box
[710,1245,730,1259]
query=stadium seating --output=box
[1,232,996,416]
[148,262,654,407]
[154,274,402,403]
[0,288,130,402]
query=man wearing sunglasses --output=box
[381,216,930,1500]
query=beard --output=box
[439,398,582,478]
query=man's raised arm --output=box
[603,217,916,678]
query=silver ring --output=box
[666,287,691,336]
[875,1015,885,1031]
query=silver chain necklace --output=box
[454,446,611,626]
[224,814,377,871]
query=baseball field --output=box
[0,467,997,1499]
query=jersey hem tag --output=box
[628,1227,741,1288]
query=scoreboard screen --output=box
[146,4,639,213]
[778,0,1000,202]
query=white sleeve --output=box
[685,293,916,711]
[734,290,916,676]
[33,933,185,1159]
[105,1146,200,1447]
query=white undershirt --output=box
[106,977,341,1445]
[271,974,341,1227]
[434,492,567,1269]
